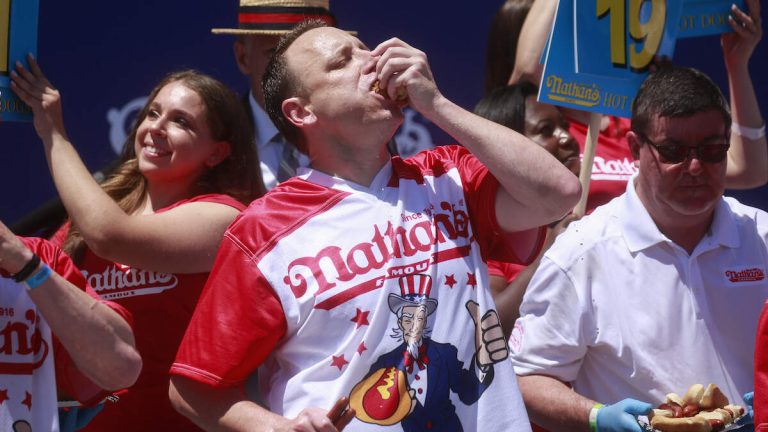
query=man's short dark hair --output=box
[631,66,731,136]
[262,20,329,154]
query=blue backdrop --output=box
[1,0,766,228]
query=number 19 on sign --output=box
[596,0,667,70]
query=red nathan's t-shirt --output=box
[52,194,245,432]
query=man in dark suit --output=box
[213,0,346,189]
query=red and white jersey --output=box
[173,145,541,431]
[0,238,128,431]
[0,276,58,431]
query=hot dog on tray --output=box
[647,383,746,432]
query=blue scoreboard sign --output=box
[540,0,742,117]
[0,0,38,122]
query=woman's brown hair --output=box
[63,70,265,263]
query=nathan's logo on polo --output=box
[0,309,49,375]
[545,75,600,108]
[284,201,470,299]
[83,265,179,300]
[725,268,765,283]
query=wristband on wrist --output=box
[732,122,766,140]
[25,263,52,290]
[11,254,41,283]
[589,403,605,432]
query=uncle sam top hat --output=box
[388,274,438,316]
[212,0,354,35]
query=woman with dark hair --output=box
[483,0,534,94]
[11,57,265,431]
[475,82,580,334]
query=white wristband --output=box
[732,122,766,140]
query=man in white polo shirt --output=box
[510,66,768,432]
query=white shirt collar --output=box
[620,173,738,253]
[297,161,393,195]
[249,92,278,148]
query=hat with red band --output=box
[212,0,355,35]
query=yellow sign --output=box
[0,0,10,74]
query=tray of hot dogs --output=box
[635,383,746,432]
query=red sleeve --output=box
[487,259,525,283]
[409,145,545,265]
[755,300,768,427]
[161,193,247,212]
[48,222,70,248]
[171,214,287,388]
[21,237,134,406]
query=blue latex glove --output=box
[596,398,653,432]
[735,391,754,431]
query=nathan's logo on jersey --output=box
[590,156,637,181]
[82,265,179,299]
[284,201,470,299]
[0,309,49,375]
[725,267,765,283]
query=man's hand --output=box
[370,38,441,115]
[272,396,356,432]
[326,396,355,431]
[466,300,509,367]
[0,220,34,275]
[596,399,652,432]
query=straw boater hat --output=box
[212,0,353,35]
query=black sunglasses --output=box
[636,133,730,164]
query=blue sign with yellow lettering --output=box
[678,0,744,38]
[539,0,669,117]
[575,0,680,76]
[0,0,38,122]
[540,0,740,117]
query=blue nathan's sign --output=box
[539,0,742,117]
[0,0,38,122]
[678,0,746,38]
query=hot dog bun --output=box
[699,384,729,410]
[650,415,712,432]
[683,384,705,406]
[666,393,685,407]
[370,80,408,107]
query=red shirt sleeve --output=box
[21,237,134,406]
[171,213,287,388]
[409,145,545,265]
[487,259,526,283]
[755,301,768,426]
[48,222,70,248]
